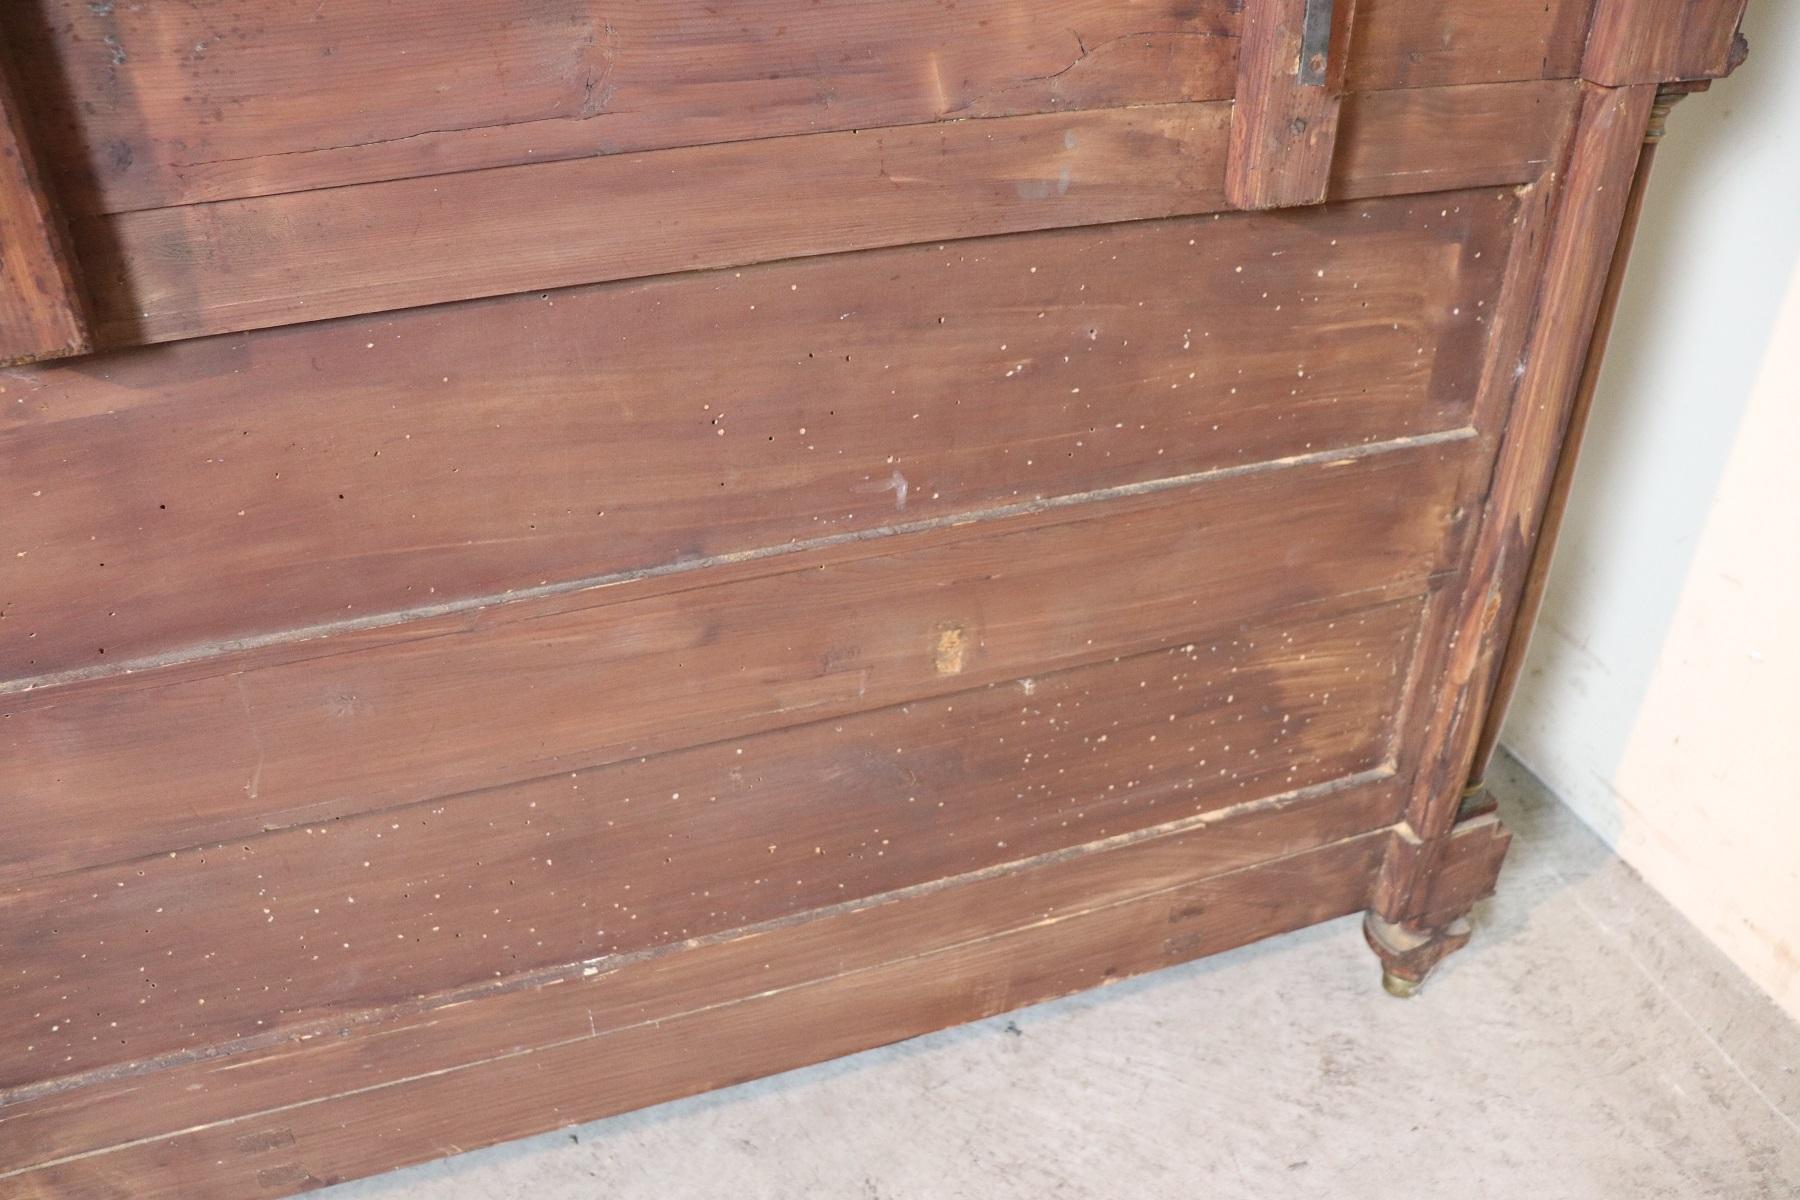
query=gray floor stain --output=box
[317,751,1800,1199]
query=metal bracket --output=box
[1298,0,1336,85]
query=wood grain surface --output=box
[1,439,1478,884]
[0,598,1420,1089]
[6,0,1588,216]
[0,0,1747,1191]
[12,0,1240,215]
[1374,83,1658,923]
[1,792,1394,1198]
[0,61,88,366]
[1226,0,1356,210]
[3,190,1517,683]
[1583,0,1750,85]
[63,82,1573,346]
[1329,80,1575,200]
[1345,0,1591,90]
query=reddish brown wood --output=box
[0,781,1396,1177]
[3,192,1516,682]
[1,599,1418,1089]
[66,83,1572,347]
[0,60,88,366]
[1346,0,1592,90]
[1227,0,1357,209]
[1,810,1392,1199]
[1364,812,1510,994]
[1467,94,1675,788]
[1371,83,1658,938]
[2,440,1476,884]
[0,0,1761,1191]
[78,103,1231,346]
[1584,0,1751,86]
[1329,80,1576,200]
[10,0,1239,216]
[1409,812,1514,925]
[8,0,1585,216]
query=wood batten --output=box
[67,83,1574,348]
[1227,0,1357,210]
[0,63,89,366]
[0,785,1397,1199]
[1583,0,1751,86]
[1466,93,1680,790]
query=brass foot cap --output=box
[1381,969,1422,999]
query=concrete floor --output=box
[319,752,1800,1199]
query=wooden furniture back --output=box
[0,2,1752,1196]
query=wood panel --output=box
[0,792,1396,1198]
[0,597,1419,1089]
[1583,0,1750,86]
[3,191,1519,683]
[1329,80,1575,200]
[64,82,1574,347]
[13,0,1239,215]
[75,102,1223,346]
[1345,0,1591,91]
[0,61,88,366]
[1,440,1479,883]
[5,0,1589,216]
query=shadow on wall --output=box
[1503,0,1800,840]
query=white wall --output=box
[1503,2,1800,1021]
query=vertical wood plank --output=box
[1372,82,1658,923]
[0,62,88,367]
[1227,0,1357,209]
[1583,0,1750,86]
[1465,93,1678,788]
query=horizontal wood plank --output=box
[76,102,1224,346]
[9,0,1587,216]
[3,191,1519,682]
[1330,79,1575,200]
[1,441,1480,883]
[65,82,1574,347]
[1345,0,1591,91]
[17,0,1239,215]
[0,793,1395,1196]
[0,597,1418,1089]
